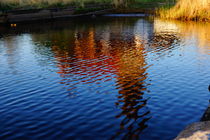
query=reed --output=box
[158,0,210,21]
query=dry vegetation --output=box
[158,0,210,21]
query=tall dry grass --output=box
[158,0,210,21]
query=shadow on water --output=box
[0,17,209,139]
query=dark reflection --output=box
[1,17,181,139]
[149,33,180,50]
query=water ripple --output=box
[0,17,209,140]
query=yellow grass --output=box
[158,0,210,21]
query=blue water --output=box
[0,17,209,140]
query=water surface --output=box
[0,17,210,140]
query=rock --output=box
[175,121,210,140]
[201,105,210,121]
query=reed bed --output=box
[158,0,210,21]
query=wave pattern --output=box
[0,18,209,140]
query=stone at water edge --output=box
[175,121,210,140]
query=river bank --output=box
[0,5,113,24]
[0,8,154,24]
[0,1,174,24]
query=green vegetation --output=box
[0,0,111,11]
[0,0,175,11]
[74,7,107,14]
[158,0,210,21]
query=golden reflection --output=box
[2,17,210,139]
[154,19,210,54]
[112,34,150,139]
[33,23,151,138]
[74,28,96,59]
[31,18,184,139]
[76,29,149,138]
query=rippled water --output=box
[0,17,210,140]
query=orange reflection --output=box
[60,28,149,139]
[46,25,150,138]
[112,34,150,139]
[31,18,184,139]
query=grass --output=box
[113,0,175,8]
[0,0,112,10]
[157,0,210,21]
[74,7,107,14]
[0,0,176,11]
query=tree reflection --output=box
[110,35,151,139]
[0,16,209,139]
[30,18,183,139]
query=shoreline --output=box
[0,5,113,24]
[0,9,151,25]
[0,5,156,25]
